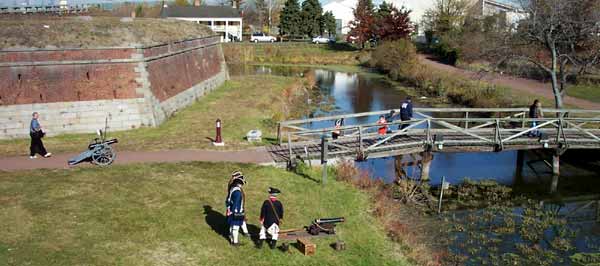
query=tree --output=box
[421,0,471,37]
[491,0,600,108]
[348,0,375,48]
[375,2,413,41]
[279,0,301,36]
[135,4,144,17]
[322,11,337,37]
[174,0,190,6]
[255,0,268,30]
[300,0,323,37]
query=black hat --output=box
[268,187,281,195]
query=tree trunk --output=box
[549,40,563,109]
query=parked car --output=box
[312,36,333,44]
[250,32,277,43]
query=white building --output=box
[160,4,243,43]
[322,0,357,35]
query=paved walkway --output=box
[420,56,600,109]
[0,148,275,171]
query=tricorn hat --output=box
[268,187,281,195]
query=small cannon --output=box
[306,217,345,235]
[68,118,118,166]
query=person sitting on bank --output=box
[399,96,413,130]
[226,174,247,246]
[29,112,51,159]
[258,187,284,249]
[527,99,543,138]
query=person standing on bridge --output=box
[29,112,51,159]
[377,115,388,137]
[399,96,413,130]
[528,99,543,138]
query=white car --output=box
[251,33,277,43]
[312,36,333,44]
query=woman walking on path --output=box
[29,112,51,159]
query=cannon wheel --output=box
[91,146,115,166]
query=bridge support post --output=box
[420,152,433,182]
[515,150,525,185]
[550,153,560,194]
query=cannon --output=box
[68,119,118,166]
[307,217,345,235]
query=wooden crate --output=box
[297,238,316,256]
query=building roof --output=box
[161,5,242,19]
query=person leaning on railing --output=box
[527,99,543,138]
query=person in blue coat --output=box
[226,174,247,246]
[399,96,413,130]
[226,171,249,239]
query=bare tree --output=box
[492,0,600,108]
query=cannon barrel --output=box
[88,138,118,149]
[104,138,118,145]
[314,217,345,224]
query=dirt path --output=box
[420,56,600,109]
[0,148,276,171]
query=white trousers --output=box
[259,224,280,240]
[229,221,249,244]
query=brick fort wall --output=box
[0,36,228,139]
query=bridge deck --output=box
[271,108,600,163]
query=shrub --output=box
[369,39,418,74]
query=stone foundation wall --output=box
[0,36,228,139]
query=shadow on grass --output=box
[203,205,262,246]
[203,205,229,241]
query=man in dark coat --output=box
[399,96,413,130]
[258,187,284,249]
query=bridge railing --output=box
[278,108,600,160]
[278,108,600,144]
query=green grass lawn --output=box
[0,75,308,157]
[223,43,366,66]
[0,162,408,266]
[567,83,600,103]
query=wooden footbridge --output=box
[269,108,600,191]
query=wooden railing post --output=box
[358,126,363,155]
[521,112,526,128]
[277,123,282,145]
[287,132,293,161]
[465,111,469,129]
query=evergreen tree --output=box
[348,0,375,48]
[376,1,392,19]
[300,0,323,37]
[322,11,337,37]
[279,0,301,36]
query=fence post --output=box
[277,123,282,145]
[358,126,363,155]
[521,113,526,129]
[465,112,469,129]
[321,135,329,186]
[287,132,293,162]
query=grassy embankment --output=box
[223,42,365,67]
[225,42,572,108]
[0,75,312,156]
[0,162,408,266]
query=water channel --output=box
[230,64,599,187]
[230,64,600,263]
